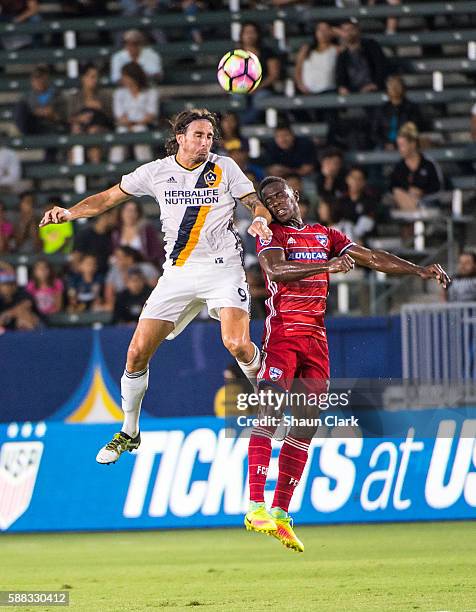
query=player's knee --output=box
[222,334,248,359]
[126,343,148,371]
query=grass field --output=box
[1,522,475,612]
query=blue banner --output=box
[0,317,402,423]
[1,412,474,533]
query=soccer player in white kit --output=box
[39,109,273,464]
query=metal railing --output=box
[401,301,476,406]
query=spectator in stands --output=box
[14,65,66,136]
[238,22,281,124]
[336,18,388,94]
[110,30,162,84]
[0,0,38,22]
[334,165,377,243]
[111,200,164,268]
[295,22,338,95]
[26,259,63,316]
[104,245,159,310]
[72,209,117,275]
[14,191,41,254]
[372,75,422,150]
[446,251,476,302]
[219,112,247,153]
[0,262,40,331]
[66,63,113,164]
[110,62,159,163]
[0,0,40,50]
[264,124,315,178]
[0,132,21,192]
[38,198,74,254]
[316,146,347,200]
[390,122,442,211]
[113,266,151,324]
[0,201,14,254]
[66,254,104,313]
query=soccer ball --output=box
[217,49,262,94]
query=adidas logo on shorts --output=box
[167,176,177,183]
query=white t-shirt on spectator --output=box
[0,147,21,187]
[302,47,338,94]
[110,47,162,83]
[113,87,159,123]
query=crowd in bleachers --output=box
[0,1,475,330]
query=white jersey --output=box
[120,153,255,269]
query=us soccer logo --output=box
[0,423,45,531]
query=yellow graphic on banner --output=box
[67,367,122,423]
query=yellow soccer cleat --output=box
[271,508,304,553]
[244,503,277,537]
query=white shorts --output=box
[139,264,250,339]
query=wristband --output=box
[63,209,72,218]
[253,216,268,226]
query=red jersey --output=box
[256,222,354,342]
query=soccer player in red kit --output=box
[244,176,450,552]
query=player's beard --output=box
[193,150,209,164]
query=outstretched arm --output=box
[347,244,450,288]
[39,184,129,227]
[239,192,273,241]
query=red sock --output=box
[248,427,274,503]
[272,436,311,512]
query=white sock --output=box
[121,367,149,437]
[236,343,261,384]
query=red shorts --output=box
[257,334,330,392]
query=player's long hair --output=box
[165,109,220,156]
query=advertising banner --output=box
[1,411,474,533]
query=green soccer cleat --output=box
[96,431,141,465]
[244,502,277,536]
[270,507,304,553]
